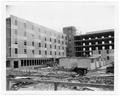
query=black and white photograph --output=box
[1,0,119,94]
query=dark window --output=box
[59,52,60,55]
[98,50,101,54]
[50,38,52,42]
[24,49,27,54]
[55,51,56,55]
[107,50,109,54]
[50,45,52,48]
[50,51,52,55]
[54,39,56,43]
[45,37,46,41]
[39,50,41,55]
[27,60,29,66]
[24,60,26,66]
[63,52,64,56]
[62,41,64,44]
[14,61,18,68]
[62,47,64,50]
[15,20,17,25]
[107,56,109,60]
[6,61,10,67]
[32,50,34,54]
[58,40,60,43]
[24,23,26,28]
[32,42,34,46]
[55,45,56,49]
[45,51,47,55]
[15,48,18,54]
[45,44,47,48]
[59,46,60,49]
[21,60,24,66]
[24,41,27,45]
[39,43,41,47]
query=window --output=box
[50,38,52,42]
[109,41,112,44]
[62,41,64,44]
[32,50,34,54]
[24,31,27,36]
[39,50,41,55]
[55,51,57,55]
[89,47,92,51]
[107,50,109,54]
[32,42,34,46]
[102,41,104,44]
[45,51,47,55]
[109,35,111,38]
[59,46,60,49]
[107,56,109,60]
[54,39,56,43]
[32,25,34,30]
[15,39,17,44]
[63,52,64,56]
[83,48,85,51]
[58,40,60,43]
[62,35,64,39]
[21,60,24,66]
[45,44,47,48]
[6,61,10,67]
[98,50,101,54]
[59,52,60,55]
[62,47,64,50]
[109,46,112,49]
[89,42,91,45]
[96,42,98,44]
[83,43,85,46]
[102,46,105,50]
[55,45,56,49]
[24,49,27,54]
[24,60,26,66]
[50,51,52,55]
[45,37,46,41]
[39,43,41,47]
[50,45,52,48]
[15,20,17,25]
[15,29,17,35]
[24,23,26,28]
[24,41,27,45]
[101,36,104,38]
[15,48,18,54]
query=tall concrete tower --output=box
[63,26,76,57]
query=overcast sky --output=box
[6,2,116,34]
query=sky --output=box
[6,2,116,34]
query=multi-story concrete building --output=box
[63,26,76,57]
[6,15,66,69]
[74,29,114,68]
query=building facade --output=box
[63,26,76,57]
[74,29,114,67]
[6,15,66,69]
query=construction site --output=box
[6,58,114,91]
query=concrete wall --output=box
[59,58,91,70]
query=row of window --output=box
[14,40,65,50]
[82,46,113,51]
[81,41,113,46]
[14,20,66,39]
[21,59,52,67]
[14,48,65,56]
[75,35,114,41]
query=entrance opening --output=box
[14,61,19,68]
